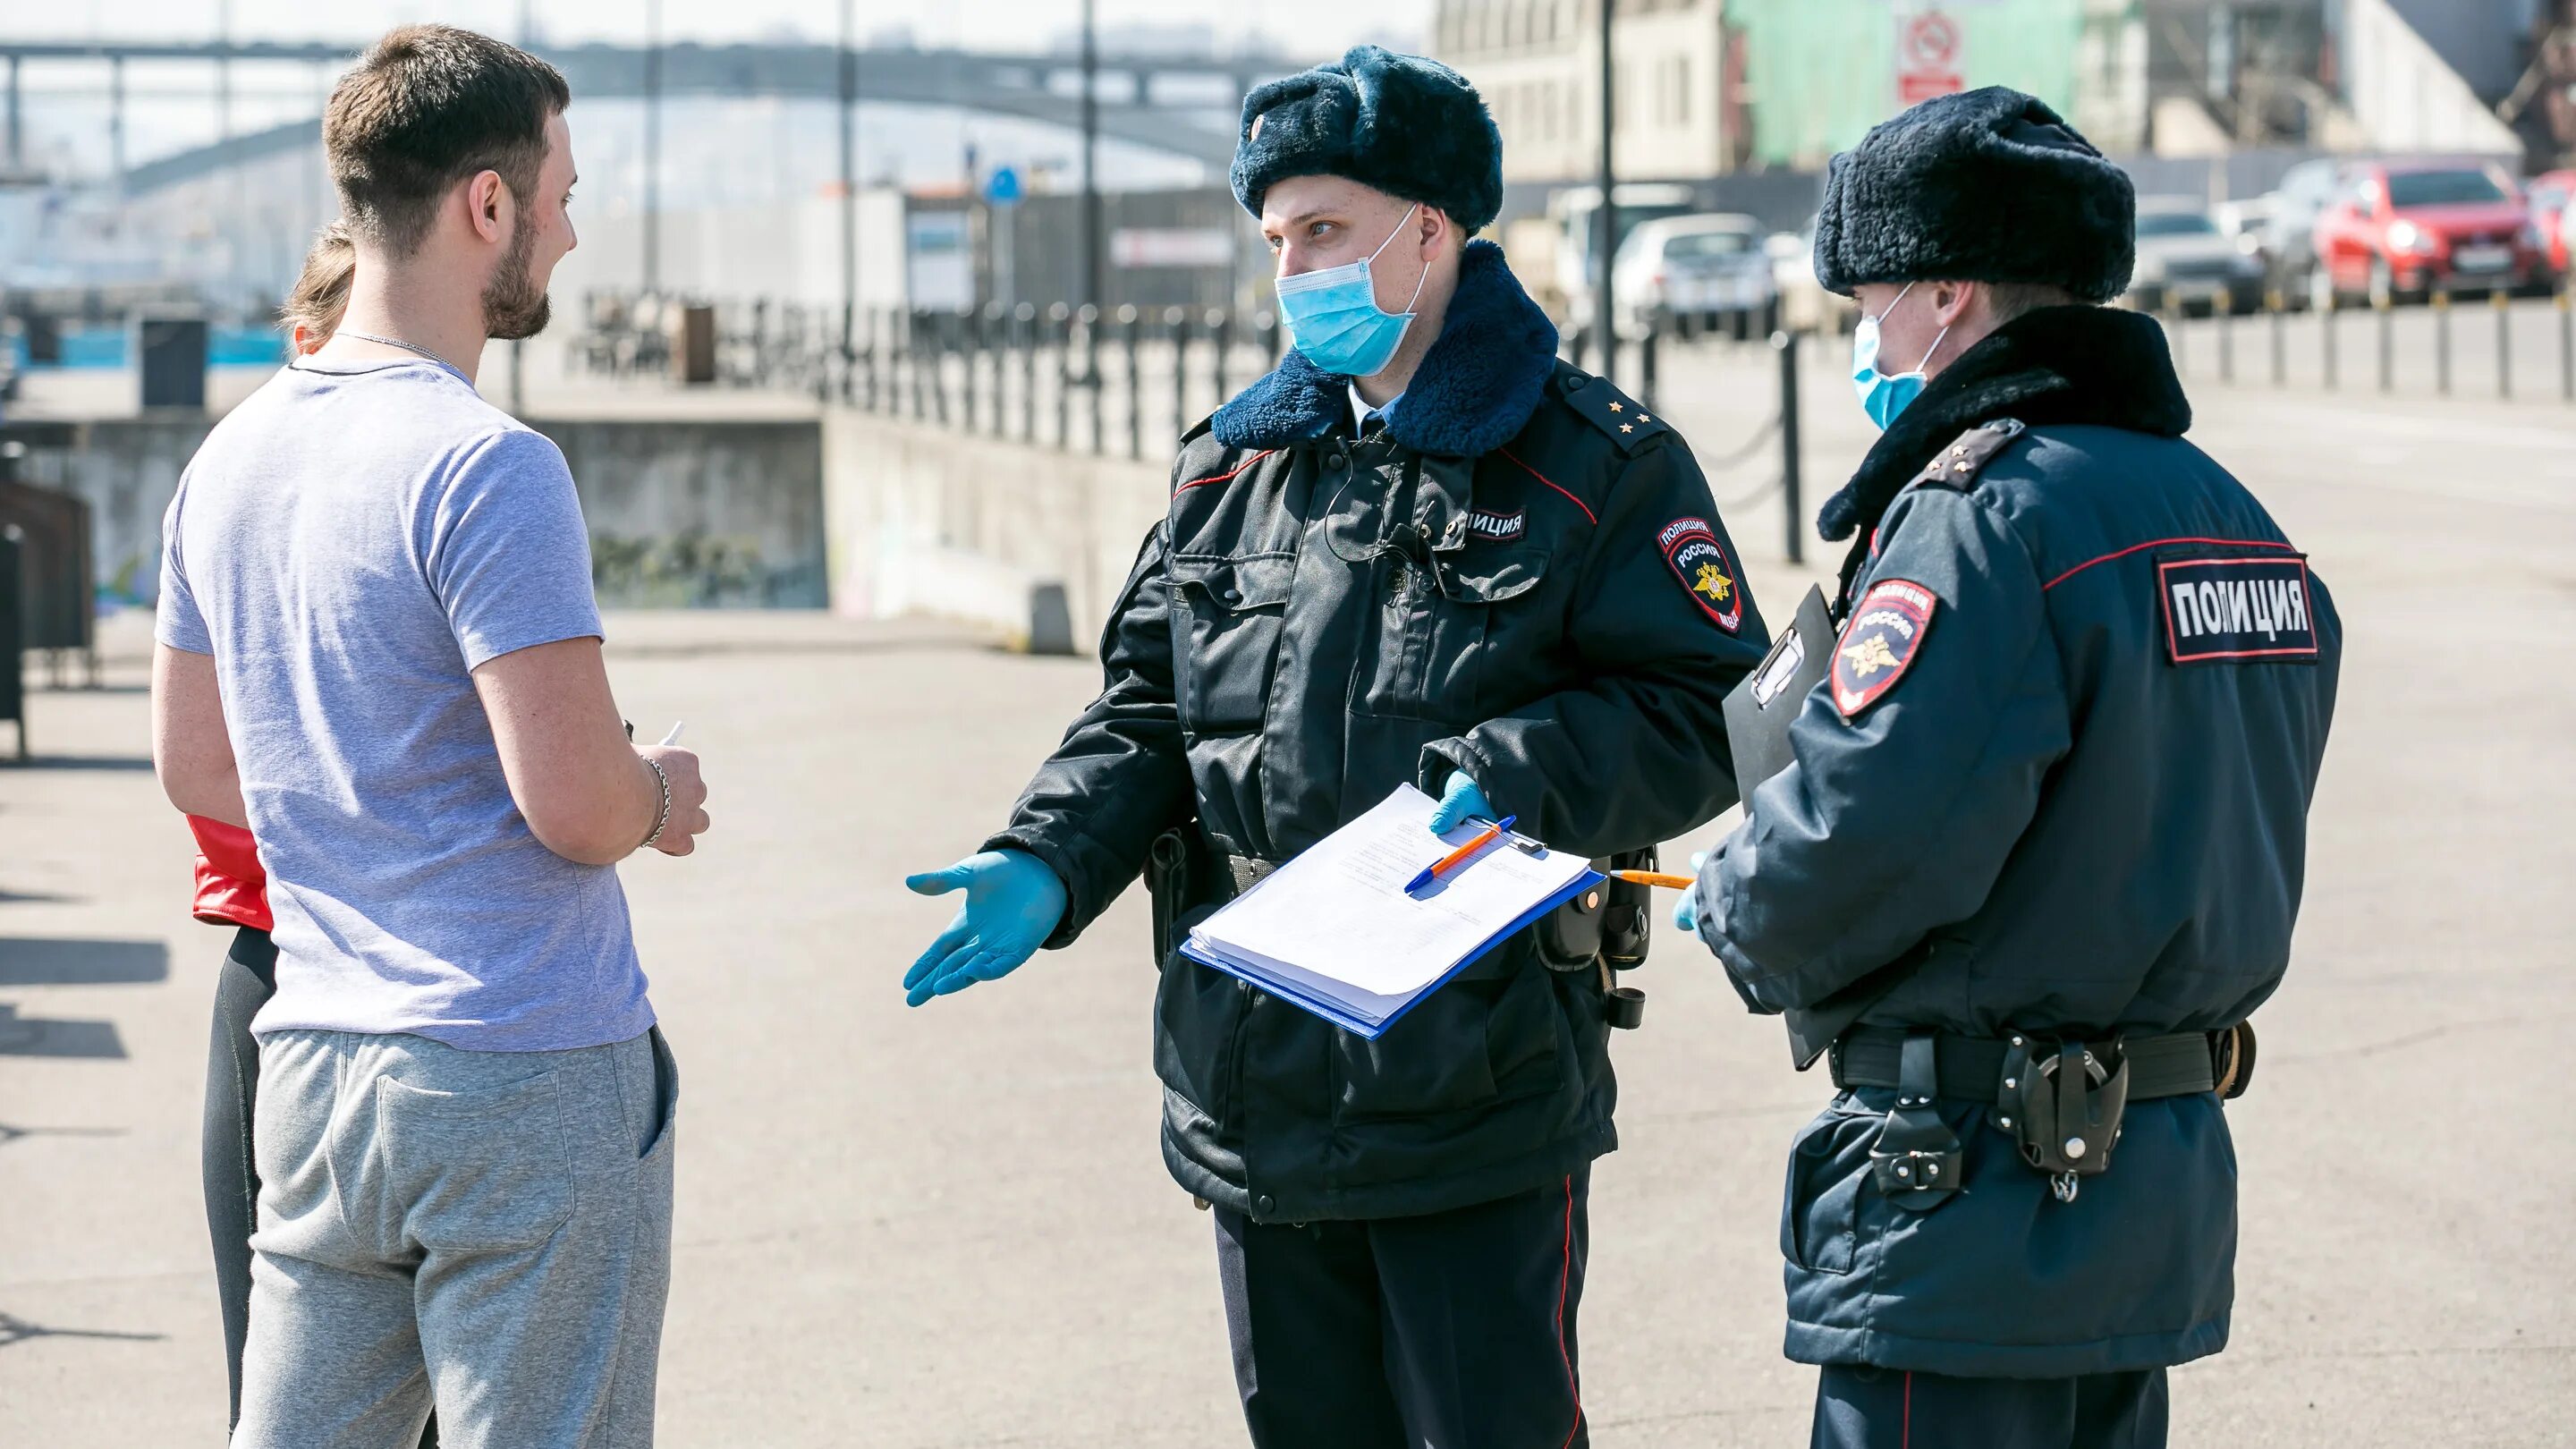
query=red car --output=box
[2528,166,2576,273]
[2309,160,2546,304]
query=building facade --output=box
[1433,0,2131,183]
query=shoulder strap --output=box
[1907,418,2029,494]
[1551,362,1673,456]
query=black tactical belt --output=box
[1831,1027,2220,1101]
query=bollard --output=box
[2320,293,2338,391]
[986,301,1010,438]
[1017,303,1038,442]
[2216,300,2233,384]
[1209,308,1233,405]
[2377,293,2394,394]
[2267,292,2286,386]
[2494,288,2512,401]
[1265,307,1285,362]
[1773,330,1803,566]
[2434,290,2452,395]
[1639,309,1661,414]
[1050,303,1073,450]
[1081,303,1105,457]
[2561,289,2573,404]
[2165,300,2188,376]
[1121,305,1143,461]
[1168,306,1191,444]
[917,310,937,417]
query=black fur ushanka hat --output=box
[1815,86,2135,303]
[1230,46,1504,234]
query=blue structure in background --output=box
[9,326,289,371]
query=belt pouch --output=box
[1867,1030,1965,1212]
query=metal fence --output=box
[2149,288,2576,404]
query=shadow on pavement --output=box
[0,1309,165,1351]
[0,938,168,987]
[0,1004,128,1058]
[0,1122,126,1148]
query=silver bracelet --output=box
[638,756,674,851]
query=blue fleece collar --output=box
[1213,239,1560,459]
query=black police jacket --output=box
[1693,306,2343,1377]
[987,242,1769,1222]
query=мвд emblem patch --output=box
[1657,517,1742,633]
[1832,578,1937,716]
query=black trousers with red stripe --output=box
[1212,1168,1589,1449]
[1810,1363,2168,1449]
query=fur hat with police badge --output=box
[1229,45,1504,235]
[1814,86,2135,303]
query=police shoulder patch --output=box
[1657,517,1743,633]
[1911,418,2029,493]
[2157,551,2318,665]
[1832,578,1937,716]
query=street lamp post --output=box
[642,0,662,297]
[1595,0,1616,385]
[839,0,859,385]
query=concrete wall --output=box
[532,418,827,608]
[822,411,1167,648]
[29,414,827,611]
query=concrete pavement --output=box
[2,369,2571,1445]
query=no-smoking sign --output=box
[1896,10,1966,106]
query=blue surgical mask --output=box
[1275,204,1430,378]
[1851,282,1952,431]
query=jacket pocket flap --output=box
[1168,551,1297,610]
[1433,547,1549,605]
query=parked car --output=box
[2528,166,2576,275]
[2308,160,2546,305]
[2258,157,2362,307]
[2126,198,2267,315]
[1610,213,1775,337]
[1553,182,1699,343]
[1770,218,1860,337]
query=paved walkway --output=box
[2,376,2570,1445]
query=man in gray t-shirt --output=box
[150,27,706,1447]
[160,357,655,1051]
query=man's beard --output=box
[481,211,551,341]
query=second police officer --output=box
[1683,89,2342,1447]
[902,46,1769,1449]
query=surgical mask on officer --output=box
[1851,282,1953,430]
[1275,203,1432,378]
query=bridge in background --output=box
[0,38,1306,191]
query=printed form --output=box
[1184,785,1598,1035]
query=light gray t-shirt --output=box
[157,356,652,1052]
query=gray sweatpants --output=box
[233,1028,678,1449]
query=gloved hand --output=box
[1673,852,1710,934]
[1426,771,1497,835]
[902,850,1068,1007]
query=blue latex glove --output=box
[1426,771,1497,835]
[902,850,1068,1007]
[1673,851,1710,934]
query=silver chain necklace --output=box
[335,330,457,370]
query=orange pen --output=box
[1609,869,1699,890]
[1403,815,1517,896]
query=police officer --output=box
[902,46,1768,1448]
[1681,89,2341,1447]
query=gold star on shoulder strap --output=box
[1619,423,1634,434]
[1606,401,1623,412]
